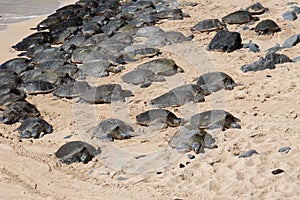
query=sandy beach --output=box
[0,0,299,199]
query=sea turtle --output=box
[92,118,134,141]
[0,58,33,74]
[12,31,52,51]
[21,80,56,95]
[144,31,192,48]
[136,109,184,127]
[222,11,259,24]
[195,72,237,94]
[246,2,267,15]
[150,84,205,108]
[55,141,99,164]
[136,58,184,76]
[207,30,242,52]
[0,100,40,124]
[80,60,124,77]
[0,70,22,88]
[191,19,225,33]
[122,45,160,61]
[254,19,281,35]
[168,125,217,154]
[54,81,91,98]
[0,87,27,110]
[121,68,165,88]
[16,117,53,139]
[190,110,241,130]
[80,84,133,104]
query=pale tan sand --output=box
[0,0,299,199]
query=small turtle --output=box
[191,19,225,33]
[0,100,40,124]
[190,110,241,130]
[246,2,267,15]
[207,30,242,52]
[55,141,99,164]
[150,84,205,108]
[16,117,53,139]
[254,19,281,35]
[92,118,134,141]
[137,58,184,76]
[121,68,165,88]
[195,72,237,94]
[168,126,217,154]
[54,81,91,98]
[222,11,259,24]
[80,84,133,104]
[136,109,184,127]
[21,80,56,95]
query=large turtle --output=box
[55,141,100,164]
[222,11,259,24]
[136,58,184,76]
[0,100,40,124]
[195,72,237,94]
[16,117,53,139]
[191,19,225,33]
[254,19,281,35]
[21,80,56,95]
[190,110,241,130]
[136,109,184,127]
[168,125,217,154]
[0,70,22,88]
[54,81,91,98]
[121,68,165,88]
[150,84,205,108]
[92,118,134,141]
[0,58,33,74]
[80,84,133,104]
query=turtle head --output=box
[224,77,236,90]
[19,130,33,139]
[79,149,93,164]
[192,142,202,154]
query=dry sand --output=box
[0,0,299,199]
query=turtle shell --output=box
[190,110,241,130]
[254,19,280,35]
[191,19,224,32]
[55,141,99,164]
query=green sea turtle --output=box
[191,19,225,32]
[121,68,165,88]
[136,58,184,76]
[92,118,134,141]
[122,45,160,61]
[21,80,56,95]
[150,84,205,108]
[55,141,99,164]
[136,109,184,127]
[190,110,241,130]
[222,10,259,24]
[169,125,217,154]
[0,86,27,110]
[16,117,53,139]
[246,2,267,15]
[195,72,237,94]
[254,19,281,35]
[0,100,40,124]
[80,84,133,104]
[54,81,91,98]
